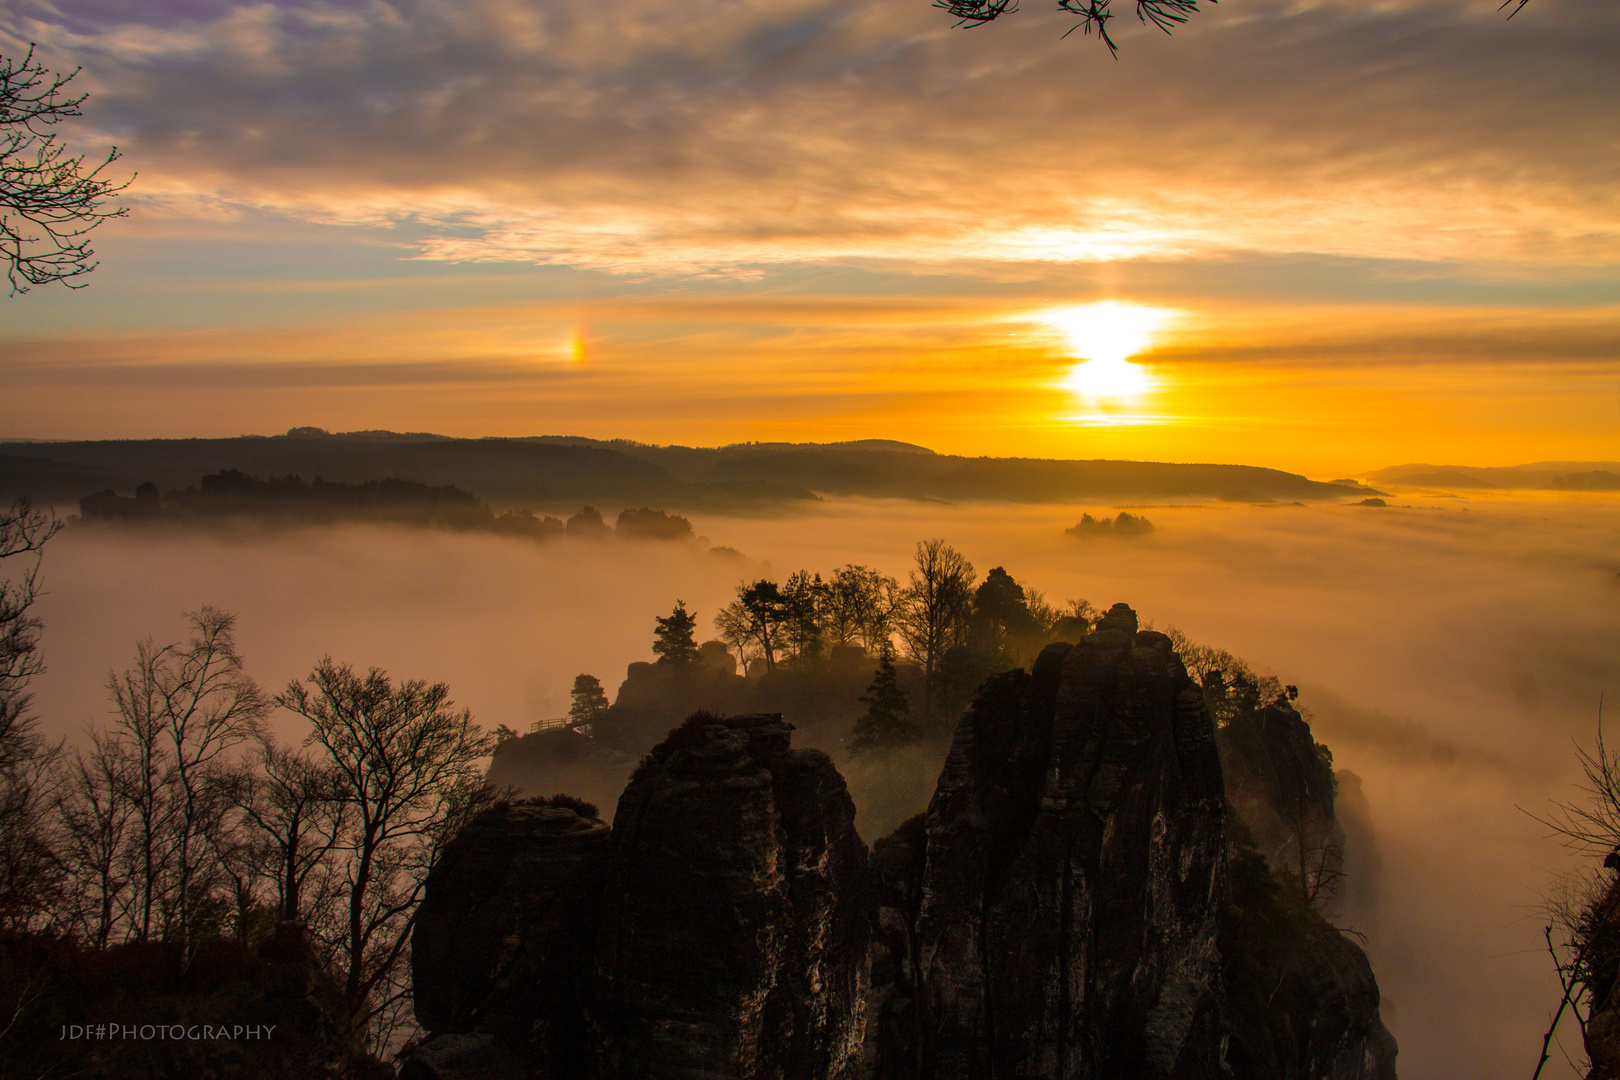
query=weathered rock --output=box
[411,796,611,1075]
[410,609,1399,1080]
[880,604,1229,1079]
[863,814,928,1080]
[1218,699,1344,898]
[1221,821,1398,1080]
[596,712,870,1080]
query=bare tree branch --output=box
[1,46,131,294]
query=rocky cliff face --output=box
[411,795,611,1077]
[867,604,1228,1080]
[406,713,870,1080]
[410,605,1396,1080]
[597,711,870,1080]
[1217,697,1344,905]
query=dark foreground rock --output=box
[598,712,869,1080]
[406,713,869,1080]
[1222,814,1399,1080]
[411,605,1395,1080]
[867,605,1228,1080]
[411,795,611,1076]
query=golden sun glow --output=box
[1044,302,1173,403]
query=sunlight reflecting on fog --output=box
[24,494,1620,1080]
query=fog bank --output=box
[27,494,1620,1080]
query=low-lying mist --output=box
[28,493,1620,1080]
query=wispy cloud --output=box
[13,0,1618,277]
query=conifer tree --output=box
[652,601,700,666]
[850,647,919,753]
[568,674,610,727]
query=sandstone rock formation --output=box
[406,714,869,1080]
[410,605,1397,1080]
[867,603,1228,1080]
[1218,697,1343,903]
[411,795,611,1076]
[597,711,869,1080]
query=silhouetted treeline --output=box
[76,469,699,544]
[1065,510,1154,537]
[0,427,1375,510]
[491,540,1102,808]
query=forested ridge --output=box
[0,428,1376,511]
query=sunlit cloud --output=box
[13,0,1616,278]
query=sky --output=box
[1,0,1617,471]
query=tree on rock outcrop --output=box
[652,601,701,666]
[568,673,611,728]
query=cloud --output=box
[12,0,1619,277]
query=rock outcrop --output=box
[1221,814,1398,1080]
[1218,697,1343,901]
[411,795,611,1077]
[867,603,1228,1080]
[598,711,869,1080]
[411,604,1397,1080]
[407,714,870,1080]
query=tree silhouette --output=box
[653,601,701,666]
[106,608,269,967]
[568,674,610,728]
[781,571,828,664]
[0,497,61,931]
[896,539,975,723]
[824,564,901,654]
[850,647,920,753]
[275,661,494,1055]
[1,47,130,294]
[972,566,1038,645]
[716,580,791,674]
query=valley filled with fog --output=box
[27,493,1620,1080]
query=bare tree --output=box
[895,539,975,723]
[106,608,268,964]
[233,737,349,926]
[0,497,58,764]
[276,659,495,1055]
[1,47,131,293]
[0,497,62,930]
[53,731,137,947]
[824,564,902,654]
[1530,700,1620,1079]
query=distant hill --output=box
[1371,462,1620,492]
[0,429,1375,510]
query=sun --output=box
[1043,302,1172,401]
